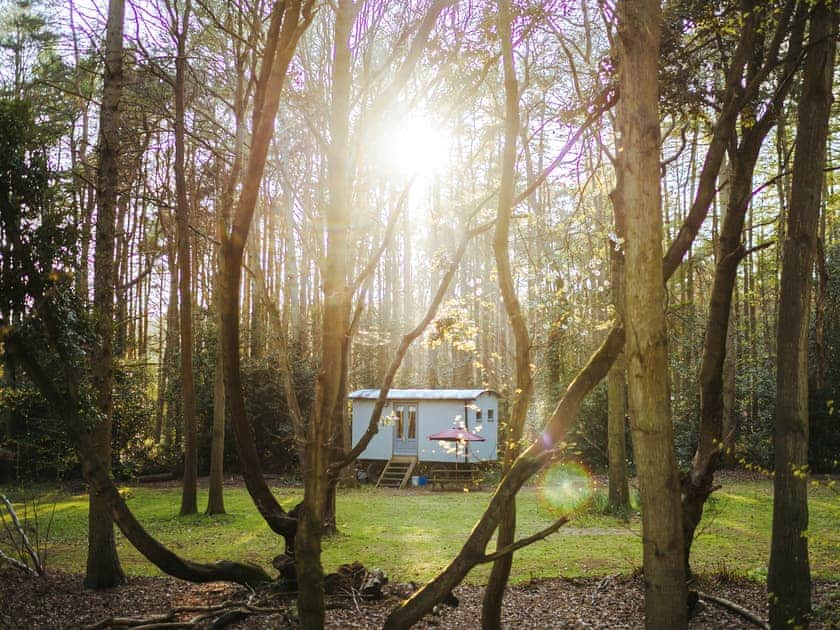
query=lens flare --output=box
[538,461,594,514]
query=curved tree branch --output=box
[477,517,570,564]
[5,331,271,587]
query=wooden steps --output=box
[376,456,417,489]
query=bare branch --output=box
[477,516,569,564]
[331,218,495,475]
[1,495,42,574]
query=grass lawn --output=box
[1,478,838,584]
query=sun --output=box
[374,114,450,178]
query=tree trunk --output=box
[616,1,687,627]
[481,2,530,627]
[683,134,763,568]
[218,0,310,555]
[769,2,837,627]
[206,289,226,515]
[173,0,198,517]
[161,237,180,445]
[606,351,628,512]
[86,0,125,589]
[607,171,629,514]
[683,0,806,573]
[720,304,738,468]
[295,3,354,627]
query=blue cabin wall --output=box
[350,392,499,463]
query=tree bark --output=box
[206,215,227,516]
[616,1,687,627]
[86,0,126,589]
[769,2,837,627]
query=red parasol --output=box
[428,427,485,465]
[428,427,486,442]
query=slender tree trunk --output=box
[206,243,226,515]
[295,3,354,626]
[814,237,828,391]
[606,350,628,512]
[218,0,310,562]
[173,0,198,516]
[616,1,687,626]
[86,0,126,589]
[720,303,738,467]
[769,3,837,627]
[607,176,629,514]
[162,241,180,445]
[683,135,763,567]
[481,1,530,627]
[683,0,806,572]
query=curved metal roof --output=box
[348,388,497,400]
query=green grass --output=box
[1,479,837,584]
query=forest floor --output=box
[2,567,839,628]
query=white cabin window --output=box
[488,409,494,422]
[476,409,482,421]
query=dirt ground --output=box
[2,569,838,629]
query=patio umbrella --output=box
[428,427,486,467]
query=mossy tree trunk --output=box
[615,0,687,626]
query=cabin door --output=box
[392,403,418,456]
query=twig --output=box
[0,547,38,577]
[1,495,42,574]
[697,591,769,629]
[0,502,25,562]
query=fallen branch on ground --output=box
[83,600,291,630]
[697,591,769,629]
[84,562,386,629]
